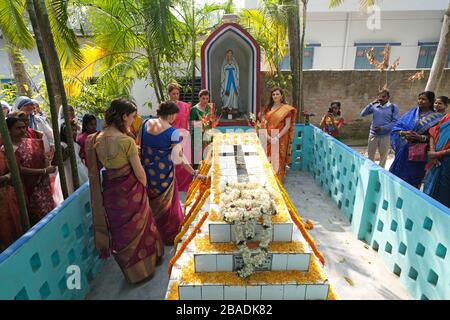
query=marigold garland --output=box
[184,163,211,210]
[183,179,210,223]
[194,235,305,253]
[180,255,326,286]
[166,282,179,300]
[168,211,209,275]
[174,189,211,250]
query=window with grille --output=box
[280,46,316,70]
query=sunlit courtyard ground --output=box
[86,147,410,299]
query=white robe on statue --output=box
[220,57,240,110]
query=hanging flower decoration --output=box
[219,182,278,278]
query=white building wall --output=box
[305,10,446,70]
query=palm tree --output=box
[77,0,180,104]
[1,0,87,198]
[285,0,302,122]
[240,1,288,87]
[0,112,30,232]
[25,0,77,199]
[329,0,375,8]
[426,3,450,92]
[0,0,35,96]
[172,1,226,105]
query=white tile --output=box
[273,224,293,242]
[246,286,261,300]
[305,284,329,300]
[209,224,231,243]
[224,286,246,300]
[194,254,217,272]
[261,285,284,300]
[283,285,306,300]
[271,254,288,271]
[287,254,310,271]
[221,168,237,176]
[202,285,224,300]
[179,286,202,300]
[216,254,233,272]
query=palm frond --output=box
[329,0,376,9]
[46,0,83,67]
[0,0,34,48]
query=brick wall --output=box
[261,70,450,141]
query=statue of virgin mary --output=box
[220,49,239,110]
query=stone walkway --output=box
[284,170,410,300]
[86,169,411,300]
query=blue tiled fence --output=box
[292,124,450,300]
[0,183,103,300]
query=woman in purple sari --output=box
[389,91,443,188]
[139,101,205,245]
[86,99,163,284]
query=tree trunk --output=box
[146,49,162,104]
[146,39,165,103]
[6,42,32,97]
[35,0,80,191]
[299,0,308,123]
[426,4,450,93]
[25,0,69,199]
[0,117,30,231]
[287,0,301,123]
[191,0,196,107]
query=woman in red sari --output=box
[168,83,192,192]
[0,148,22,251]
[86,98,163,284]
[7,117,56,225]
[262,88,296,182]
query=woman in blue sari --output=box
[389,91,443,188]
[140,101,205,244]
[423,101,450,207]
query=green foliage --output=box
[0,0,34,49]
[328,0,375,9]
[67,77,126,117]
[239,1,289,91]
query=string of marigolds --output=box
[174,188,211,251]
[275,176,326,266]
[185,149,212,204]
[168,211,210,275]
[184,162,211,212]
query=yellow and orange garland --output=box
[184,162,211,212]
[174,188,211,251]
[168,211,209,275]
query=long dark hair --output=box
[266,87,287,110]
[104,98,137,133]
[81,114,97,133]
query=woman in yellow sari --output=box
[86,99,163,284]
[262,88,296,182]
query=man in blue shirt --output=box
[361,89,400,168]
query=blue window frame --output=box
[0,78,14,85]
[280,45,317,70]
[417,42,450,68]
[354,42,401,70]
